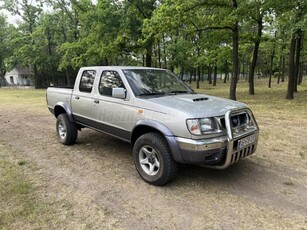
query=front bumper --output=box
[175,136,228,165]
[173,108,259,168]
[176,136,227,152]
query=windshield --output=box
[123,69,193,96]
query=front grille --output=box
[210,108,259,169]
[230,144,255,164]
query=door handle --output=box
[75,96,80,100]
[94,100,99,104]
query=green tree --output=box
[243,0,265,95]
[3,0,44,88]
[0,15,11,85]
[143,0,246,100]
[279,0,307,99]
[1,0,306,94]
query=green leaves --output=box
[0,0,306,95]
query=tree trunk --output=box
[180,66,184,80]
[249,17,263,95]
[230,17,239,100]
[192,68,195,81]
[277,55,282,84]
[242,60,245,81]
[287,2,304,98]
[158,39,162,68]
[66,69,71,86]
[298,36,304,84]
[145,50,152,67]
[280,32,286,83]
[142,55,145,67]
[196,66,200,89]
[34,65,41,89]
[145,38,154,67]
[162,34,167,68]
[298,62,303,84]
[281,55,286,82]
[201,66,204,82]
[268,70,272,88]
[286,35,296,100]
[224,60,228,83]
[208,64,212,84]
[268,53,274,88]
[268,31,276,88]
[213,65,217,86]
[294,29,302,91]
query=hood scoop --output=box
[193,97,209,102]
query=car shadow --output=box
[74,130,307,216]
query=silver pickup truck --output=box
[47,66,259,185]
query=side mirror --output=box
[112,87,126,99]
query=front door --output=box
[91,70,134,142]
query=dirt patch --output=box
[1,102,307,229]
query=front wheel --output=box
[133,132,178,186]
[56,114,78,145]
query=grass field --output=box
[0,142,60,229]
[0,89,59,229]
[0,78,307,229]
[193,78,307,119]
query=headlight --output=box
[199,118,217,133]
[187,118,221,135]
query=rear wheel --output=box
[56,114,78,145]
[133,132,178,186]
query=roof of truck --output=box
[80,66,167,71]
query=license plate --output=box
[237,134,256,149]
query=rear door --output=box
[71,69,97,125]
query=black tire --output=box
[133,132,178,186]
[56,113,78,145]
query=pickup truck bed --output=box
[47,87,73,108]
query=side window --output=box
[99,71,125,96]
[79,70,96,93]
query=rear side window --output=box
[99,71,125,96]
[79,70,96,93]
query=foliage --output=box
[0,15,11,78]
[0,0,306,98]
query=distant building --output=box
[4,66,34,86]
